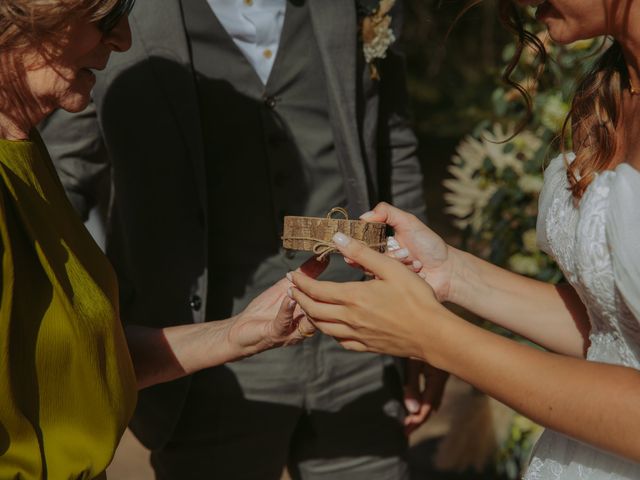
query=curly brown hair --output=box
[561,42,627,200]
[497,1,629,201]
[0,0,120,51]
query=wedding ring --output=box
[297,322,315,338]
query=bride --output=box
[287,0,640,477]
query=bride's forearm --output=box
[420,309,640,462]
[126,319,244,390]
[447,247,590,356]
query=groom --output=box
[41,0,430,478]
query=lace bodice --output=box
[524,154,640,479]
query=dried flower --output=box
[361,0,396,80]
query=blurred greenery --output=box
[402,0,511,138]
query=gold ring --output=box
[297,322,315,338]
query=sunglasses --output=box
[98,0,136,33]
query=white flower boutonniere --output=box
[360,0,397,80]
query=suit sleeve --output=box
[38,100,110,222]
[377,0,427,223]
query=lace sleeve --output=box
[606,163,640,323]
[536,153,573,254]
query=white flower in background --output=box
[444,130,505,230]
[445,124,548,233]
[443,182,497,231]
[517,174,544,194]
[512,130,543,158]
[508,253,540,276]
[480,124,525,175]
[522,229,539,253]
[540,93,569,132]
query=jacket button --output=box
[263,95,278,109]
[189,295,202,311]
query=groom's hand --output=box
[403,359,449,435]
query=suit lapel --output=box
[308,0,371,214]
[130,0,207,213]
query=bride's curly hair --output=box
[498,0,628,201]
[0,0,120,50]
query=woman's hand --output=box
[128,257,327,390]
[289,232,447,360]
[228,256,327,357]
[361,203,457,303]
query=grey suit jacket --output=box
[40,0,426,449]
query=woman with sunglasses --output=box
[289,0,640,477]
[0,1,319,477]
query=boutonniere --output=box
[358,0,397,81]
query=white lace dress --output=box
[523,154,640,479]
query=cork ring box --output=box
[282,207,388,260]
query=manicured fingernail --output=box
[387,236,401,251]
[419,272,427,279]
[333,232,351,247]
[406,399,420,413]
[412,260,422,270]
[344,257,354,264]
[287,287,294,298]
[360,211,374,220]
[288,299,297,309]
[286,271,293,282]
[393,248,409,259]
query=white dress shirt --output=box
[206,0,287,85]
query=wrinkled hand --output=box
[360,203,455,303]
[229,256,328,357]
[403,359,450,435]
[289,232,446,359]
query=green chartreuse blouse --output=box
[0,135,137,479]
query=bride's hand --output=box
[228,256,328,357]
[360,203,456,303]
[289,233,446,359]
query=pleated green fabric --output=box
[0,135,136,479]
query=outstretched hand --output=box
[288,232,446,360]
[229,256,328,357]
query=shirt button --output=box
[263,49,273,59]
[189,295,202,312]
[244,0,253,5]
[263,95,277,109]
